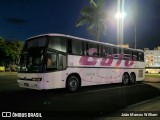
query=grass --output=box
[0,72,17,76]
[145,74,160,78]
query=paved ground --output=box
[0,72,159,120]
[100,97,160,120]
[123,96,160,111]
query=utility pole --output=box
[116,0,125,45]
[134,0,137,49]
[134,21,136,49]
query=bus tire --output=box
[130,73,136,84]
[66,75,80,92]
[122,73,130,85]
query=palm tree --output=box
[76,0,106,41]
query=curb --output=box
[144,78,160,83]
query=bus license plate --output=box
[24,83,29,87]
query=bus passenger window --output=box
[72,40,83,55]
[124,49,132,60]
[132,51,138,61]
[59,54,67,70]
[102,48,106,57]
[103,46,112,58]
[138,52,144,61]
[87,43,98,56]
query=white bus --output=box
[17,33,145,91]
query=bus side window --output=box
[132,51,138,61]
[138,52,144,62]
[102,46,106,57]
[124,49,132,60]
[87,43,98,56]
[102,46,112,58]
[59,54,67,70]
[72,39,83,55]
[113,47,122,59]
[68,39,72,54]
[81,42,88,56]
[99,45,103,57]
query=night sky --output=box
[0,0,160,49]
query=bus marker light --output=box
[32,78,42,81]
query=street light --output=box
[116,0,125,46]
[115,12,126,19]
[116,12,125,45]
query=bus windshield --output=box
[19,48,45,73]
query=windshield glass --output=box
[19,48,45,73]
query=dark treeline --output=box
[0,37,24,70]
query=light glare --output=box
[115,12,126,19]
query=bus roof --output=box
[28,33,144,52]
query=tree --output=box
[5,40,24,65]
[0,37,24,68]
[76,0,106,41]
[0,37,4,44]
[0,37,9,66]
[0,37,6,66]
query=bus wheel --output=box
[130,73,136,84]
[122,73,130,85]
[66,76,79,91]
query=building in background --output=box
[144,46,160,73]
[117,44,129,48]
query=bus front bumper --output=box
[17,80,44,90]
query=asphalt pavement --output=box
[0,72,160,120]
[99,97,160,120]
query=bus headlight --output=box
[32,78,42,81]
